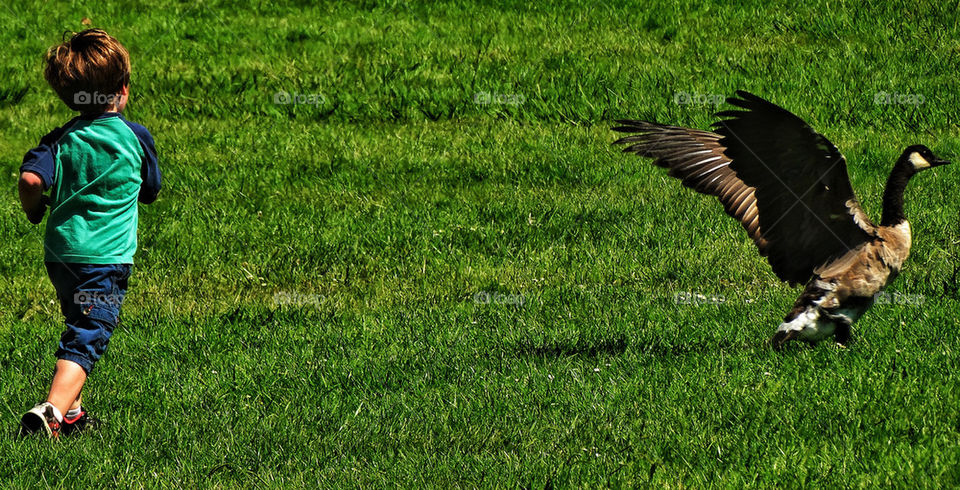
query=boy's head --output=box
[44,29,130,114]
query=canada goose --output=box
[613,91,950,349]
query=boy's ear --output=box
[119,84,129,96]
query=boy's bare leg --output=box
[47,359,86,416]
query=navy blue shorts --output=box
[45,262,131,374]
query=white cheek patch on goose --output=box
[909,152,931,169]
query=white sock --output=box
[65,407,82,419]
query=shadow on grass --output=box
[511,323,775,360]
[635,337,758,357]
[513,336,767,360]
[513,336,629,359]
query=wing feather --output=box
[612,120,769,252]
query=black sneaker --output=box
[19,402,61,438]
[60,407,101,436]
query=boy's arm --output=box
[123,120,161,204]
[19,125,64,224]
[19,172,49,224]
[139,145,161,204]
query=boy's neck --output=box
[79,110,122,118]
[81,100,125,117]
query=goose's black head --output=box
[898,144,951,174]
[881,145,951,226]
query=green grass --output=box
[2,0,960,486]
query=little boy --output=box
[18,29,161,438]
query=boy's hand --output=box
[26,195,51,224]
[18,171,49,224]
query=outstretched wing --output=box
[612,121,768,251]
[713,91,875,284]
[613,91,876,285]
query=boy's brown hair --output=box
[44,29,130,113]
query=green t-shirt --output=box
[20,113,161,264]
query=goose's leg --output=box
[770,329,800,351]
[821,311,854,346]
[833,321,851,345]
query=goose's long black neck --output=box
[881,164,913,226]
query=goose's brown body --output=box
[777,221,912,345]
[613,91,949,348]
